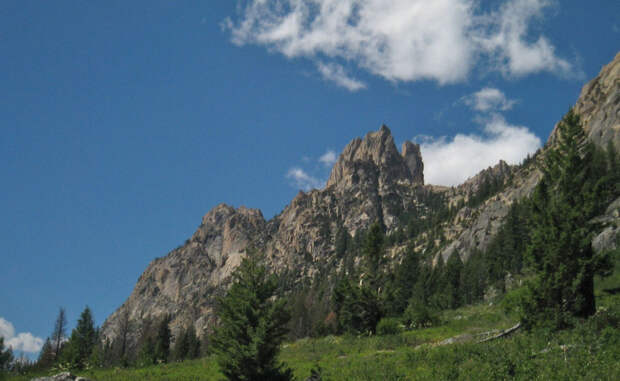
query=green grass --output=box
[38,306,615,381]
[8,267,620,381]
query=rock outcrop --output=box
[574,52,620,149]
[31,373,91,381]
[402,141,424,185]
[440,51,620,261]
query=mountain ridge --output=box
[101,51,620,347]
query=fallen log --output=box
[478,322,521,343]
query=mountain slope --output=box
[101,52,620,346]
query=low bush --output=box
[403,300,439,329]
[376,318,402,336]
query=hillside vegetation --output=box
[8,288,620,380]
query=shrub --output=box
[376,317,403,336]
[403,300,439,329]
[500,286,528,315]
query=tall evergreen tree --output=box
[333,277,363,334]
[359,222,386,333]
[0,337,14,373]
[522,109,613,329]
[137,336,155,366]
[460,249,487,305]
[445,252,464,309]
[154,315,171,363]
[173,327,190,361]
[186,325,201,360]
[36,338,54,369]
[387,243,420,315]
[212,254,293,381]
[63,306,97,369]
[51,307,67,361]
[114,308,131,367]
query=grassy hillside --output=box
[10,296,619,380]
[7,248,619,381]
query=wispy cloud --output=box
[476,0,573,77]
[463,87,516,112]
[286,167,325,191]
[0,317,44,354]
[224,0,575,88]
[317,62,366,91]
[318,150,338,167]
[286,149,338,190]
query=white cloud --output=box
[225,0,573,87]
[464,87,516,112]
[476,0,573,77]
[0,317,15,340]
[317,62,366,91]
[318,150,338,167]
[420,114,541,186]
[0,317,44,354]
[286,167,325,191]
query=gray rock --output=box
[402,141,424,185]
[31,372,91,381]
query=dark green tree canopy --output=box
[0,337,14,372]
[212,254,293,381]
[62,306,97,369]
[522,109,614,329]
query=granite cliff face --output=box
[102,52,620,345]
[439,52,620,262]
[574,52,620,149]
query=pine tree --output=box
[51,307,67,361]
[137,335,155,367]
[522,109,614,330]
[36,338,55,369]
[0,337,14,372]
[334,225,350,258]
[63,306,97,369]
[388,243,420,315]
[186,326,201,360]
[359,222,386,333]
[136,317,156,367]
[333,277,363,333]
[212,254,293,381]
[154,315,171,363]
[114,308,131,367]
[445,252,464,309]
[460,249,487,305]
[173,327,190,361]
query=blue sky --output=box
[0,0,618,357]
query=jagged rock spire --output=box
[402,141,424,185]
[326,125,424,191]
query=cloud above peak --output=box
[317,62,366,91]
[318,149,338,167]
[0,317,44,354]
[225,0,574,89]
[464,87,516,112]
[420,107,541,186]
[286,167,325,191]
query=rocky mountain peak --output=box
[550,52,620,149]
[326,125,424,190]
